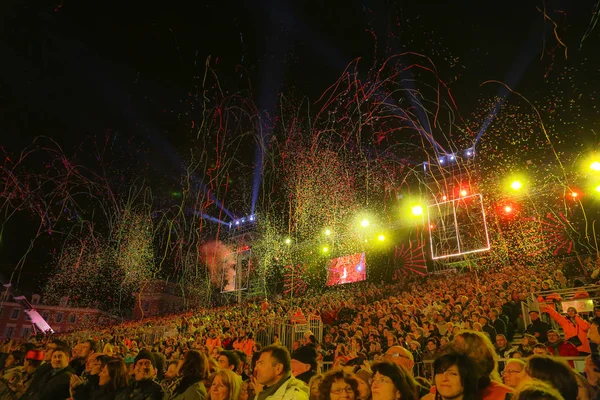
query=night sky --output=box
[1,0,599,293]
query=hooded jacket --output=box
[256,373,309,400]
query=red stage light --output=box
[571,192,578,198]
[460,189,468,197]
[504,205,513,213]
[442,195,447,201]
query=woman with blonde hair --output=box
[208,369,242,400]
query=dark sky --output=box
[2,0,597,151]
[1,0,599,291]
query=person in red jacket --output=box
[545,330,579,367]
[541,303,591,355]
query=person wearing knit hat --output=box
[134,349,156,369]
[291,346,318,384]
[119,349,164,399]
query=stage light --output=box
[322,246,329,253]
[429,224,435,230]
[377,234,385,241]
[504,205,513,213]
[234,220,240,226]
[571,192,579,198]
[449,154,455,161]
[597,185,600,193]
[241,218,246,223]
[460,189,468,197]
[591,161,600,171]
[361,219,370,227]
[411,205,423,216]
[439,157,445,164]
[442,195,447,201]
[285,238,291,245]
[324,229,331,236]
[249,215,255,221]
[510,181,522,190]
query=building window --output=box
[10,308,20,320]
[142,301,150,312]
[21,327,31,338]
[4,326,15,338]
[55,313,63,323]
[31,294,40,305]
[68,314,77,324]
[41,311,50,321]
[24,312,31,321]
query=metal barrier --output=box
[418,356,588,378]
[320,356,589,379]
[522,285,600,327]
[279,315,323,350]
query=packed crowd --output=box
[1,260,599,400]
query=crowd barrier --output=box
[139,314,324,350]
[320,356,588,378]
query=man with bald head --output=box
[384,346,414,375]
[384,345,429,397]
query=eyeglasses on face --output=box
[502,369,522,375]
[331,387,354,395]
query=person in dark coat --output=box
[22,344,74,400]
[526,310,551,344]
[479,316,498,344]
[489,309,507,336]
[118,349,164,400]
[290,346,317,385]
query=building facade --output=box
[0,294,116,339]
[133,280,185,319]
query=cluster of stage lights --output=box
[280,160,600,248]
[283,223,387,252]
[423,148,475,171]
[228,214,256,229]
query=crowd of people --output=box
[0,260,599,400]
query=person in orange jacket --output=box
[541,303,591,354]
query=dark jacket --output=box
[491,318,507,336]
[22,362,53,399]
[73,374,100,399]
[526,319,551,343]
[117,379,164,400]
[23,366,74,400]
[295,370,317,385]
[91,386,129,400]
[69,358,86,377]
[482,324,498,344]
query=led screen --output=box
[326,252,366,286]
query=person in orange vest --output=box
[541,303,591,355]
[205,328,222,354]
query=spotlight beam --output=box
[476,17,550,146]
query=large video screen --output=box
[326,252,367,286]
